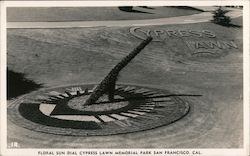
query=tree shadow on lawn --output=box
[226,23,242,28]
[7,68,42,100]
[165,6,204,12]
[213,22,242,28]
[138,6,155,10]
[118,6,153,14]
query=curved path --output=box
[7,8,242,29]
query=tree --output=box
[212,7,231,26]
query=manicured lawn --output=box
[7,7,201,22]
[7,20,243,148]
[7,21,242,88]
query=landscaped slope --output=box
[7,21,243,148]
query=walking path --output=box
[7,8,242,29]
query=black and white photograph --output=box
[0,1,249,156]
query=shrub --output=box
[212,7,231,26]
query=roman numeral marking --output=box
[136,105,154,109]
[52,115,100,122]
[137,108,154,111]
[115,85,123,90]
[123,112,139,116]
[143,104,155,107]
[118,113,134,118]
[107,114,119,120]
[123,86,136,92]
[134,88,150,94]
[49,95,63,100]
[128,110,145,115]
[36,95,54,103]
[139,105,155,108]
[147,93,166,97]
[142,92,156,96]
[125,89,137,93]
[65,91,73,97]
[152,97,172,102]
[37,100,55,104]
[66,87,82,92]
[120,112,138,118]
[133,109,150,112]
[36,95,49,100]
[94,115,105,123]
[59,93,69,98]
[110,114,127,120]
[89,85,98,92]
[99,115,115,122]
[48,97,59,101]
[145,101,156,104]
[48,91,61,96]
[144,91,157,94]
[58,94,67,98]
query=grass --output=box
[230,16,243,27]
[7,7,201,22]
[7,21,242,88]
[7,21,243,148]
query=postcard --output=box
[0,1,249,156]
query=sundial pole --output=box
[84,36,153,105]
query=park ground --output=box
[6,7,243,148]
